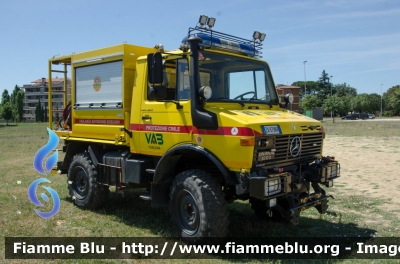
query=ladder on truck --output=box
[48,55,72,130]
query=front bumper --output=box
[245,159,340,211]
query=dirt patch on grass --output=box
[323,136,400,212]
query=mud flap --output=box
[288,209,300,225]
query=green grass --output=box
[1,122,400,263]
[321,118,400,137]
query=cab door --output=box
[139,58,192,156]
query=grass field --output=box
[322,118,400,137]
[1,121,399,263]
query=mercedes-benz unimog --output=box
[48,16,340,243]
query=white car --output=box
[368,114,375,119]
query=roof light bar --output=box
[199,15,208,26]
[253,31,261,40]
[207,17,216,28]
[253,31,266,42]
[185,16,264,58]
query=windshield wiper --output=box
[248,98,273,109]
[216,98,245,107]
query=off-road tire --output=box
[68,153,109,209]
[169,169,229,243]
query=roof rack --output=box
[183,26,263,58]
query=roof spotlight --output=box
[199,15,208,26]
[207,17,216,28]
[253,31,261,40]
[260,33,266,42]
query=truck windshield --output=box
[198,51,278,105]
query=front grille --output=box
[254,133,323,168]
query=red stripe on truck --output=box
[75,119,124,125]
[129,124,261,136]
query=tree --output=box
[365,93,381,114]
[1,102,13,125]
[299,94,322,111]
[345,93,381,114]
[36,99,42,122]
[1,89,10,105]
[322,95,342,123]
[383,85,400,116]
[387,89,400,115]
[335,83,357,97]
[16,90,24,122]
[10,86,24,122]
[291,81,320,96]
[316,70,331,100]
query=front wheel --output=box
[68,153,109,209]
[169,169,229,243]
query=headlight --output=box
[284,93,294,104]
[199,86,212,99]
[327,163,339,178]
[322,162,340,182]
[264,178,281,196]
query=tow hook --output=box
[267,210,273,217]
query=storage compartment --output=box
[99,152,153,186]
[124,158,153,184]
[101,152,122,185]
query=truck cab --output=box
[48,19,340,243]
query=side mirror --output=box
[148,86,167,100]
[147,53,163,84]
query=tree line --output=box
[0,86,24,125]
[293,70,400,119]
[1,86,52,124]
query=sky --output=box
[0,0,399,96]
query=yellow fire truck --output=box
[48,16,340,242]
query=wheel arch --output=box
[154,144,236,185]
[150,144,237,208]
[59,141,89,171]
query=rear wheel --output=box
[169,169,229,243]
[68,153,109,209]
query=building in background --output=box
[275,84,300,112]
[22,77,71,122]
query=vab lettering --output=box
[145,133,164,145]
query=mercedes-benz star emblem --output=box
[290,136,301,157]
